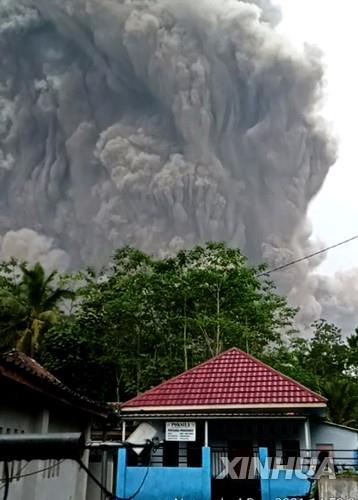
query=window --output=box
[163,441,179,467]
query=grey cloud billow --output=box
[0,0,355,331]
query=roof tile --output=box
[1,350,109,417]
[122,348,326,409]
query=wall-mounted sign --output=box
[165,422,196,442]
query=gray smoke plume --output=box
[0,228,70,272]
[0,0,355,332]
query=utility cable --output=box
[0,460,65,492]
[257,234,358,277]
[2,462,9,500]
[79,441,157,500]
[0,456,147,500]
[78,440,155,500]
[11,460,64,480]
[0,441,153,500]
[78,458,150,500]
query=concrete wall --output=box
[319,476,358,499]
[116,447,211,500]
[0,403,45,433]
[0,404,91,500]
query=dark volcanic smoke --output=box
[1,0,348,330]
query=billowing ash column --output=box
[1,0,344,329]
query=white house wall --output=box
[0,404,91,500]
[310,422,358,464]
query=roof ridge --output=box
[122,346,327,410]
[5,350,62,384]
[237,349,326,403]
[122,348,236,407]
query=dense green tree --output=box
[323,378,358,427]
[41,243,297,401]
[40,316,119,401]
[266,319,358,428]
[308,319,348,377]
[1,245,357,429]
[0,261,74,356]
[347,329,358,376]
[0,260,26,351]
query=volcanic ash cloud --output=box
[1,0,350,331]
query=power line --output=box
[258,233,358,277]
[78,441,156,500]
[2,462,9,500]
[78,458,150,500]
[0,456,148,500]
[0,460,65,492]
[12,460,64,480]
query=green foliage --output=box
[40,318,119,401]
[0,261,74,356]
[1,243,357,429]
[42,243,297,401]
[266,319,358,428]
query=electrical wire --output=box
[78,458,150,500]
[80,440,157,500]
[0,460,65,492]
[0,457,132,500]
[2,462,9,500]
[0,441,151,500]
[10,460,64,480]
[0,461,28,493]
[257,233,358,277]
[0,441,152,500]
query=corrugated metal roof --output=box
[122,348,326,411]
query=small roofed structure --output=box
[122,347,327,417]
[118,348,357,500]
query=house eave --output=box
[321,420,358,433]
[121,411,312,421]
[121,402,327,416]
[0,364,109,419]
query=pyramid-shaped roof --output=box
[122,348,326,412]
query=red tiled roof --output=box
[122,348,326,410]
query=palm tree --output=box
[1,263,74,357]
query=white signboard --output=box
[165,422,196,442]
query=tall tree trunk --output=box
[216,285,221,355]
[136,326,141,395]
[183,296,188,370]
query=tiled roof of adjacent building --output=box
[122,348,326,411]
[0,350,110,418]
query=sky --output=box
[276,0,358,275]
